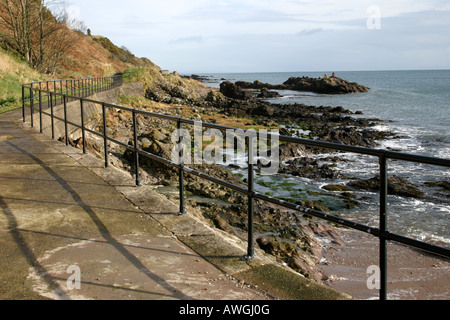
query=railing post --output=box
[50,93,55,140]
[102,103,109,168]
[379,155,388,300]
[30,85,34,128]
[59,81,63,105]
[53,81,57,105]
[132,110,140,187]
[177,119,186,215]
[39,83,43,134]
[22,86,25,123]
[63,95,68,146]
[80,99,86,154]
[246,135,255,260]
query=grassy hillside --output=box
[55,33,150,79]
[0,27,155,114]
[0,1,160,114]
[0,1,204,116]
[0,48,44,114]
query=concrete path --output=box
[0,109,351,301]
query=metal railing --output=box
[21,77,450,300]
[21,73,125,129]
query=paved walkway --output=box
[0,109,351,300]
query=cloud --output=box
[169,36,204,45]
[60,1,450,73]
[66,5,82,21]
[296,28,326,36]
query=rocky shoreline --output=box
[71,73,447,289]
[233,75,370,94]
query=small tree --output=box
[0,0,77,74]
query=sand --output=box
[318,229,450,300]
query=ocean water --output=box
[197,70,450,245]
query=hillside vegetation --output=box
[0,32,152,114]
[55,33,151,79]
[0,47,43,113]
[0,5,161,115]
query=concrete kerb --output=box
[28,116,352,300]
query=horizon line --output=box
[176,68,450,75]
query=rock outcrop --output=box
[347,175,425,199]
[235,76,370,94]
[219,81,252,100]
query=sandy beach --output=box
[319,229,450,300]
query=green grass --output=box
[0,48,43,114]
[0,73,22,114]
[0,97,19,114]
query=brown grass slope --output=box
[55,32,151,79]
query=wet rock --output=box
[308,222,344,246]
[282,76,369,94]
[424,181,450,191]
[235,76,369,94]
[256,235,274,251]
[235,80,272,89]
[347,175,424,199]
[219,81,252,100]
[279,143,310,161]
[278,157,341,180]
[258,88,281,98]
[256,232,324,282]
[322,184,352,192]
[316,126,377,148]
[288,254,323,282]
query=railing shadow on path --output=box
[3,140,193,300]
[0,194,72,300]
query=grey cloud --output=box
[176,3,305,23]
[169,36,204,45]
[296,28,326,36]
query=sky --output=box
[58,0,450,74]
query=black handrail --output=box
[21,78,450,300]
[21,74,125,129]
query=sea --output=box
[194,70,450,246]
